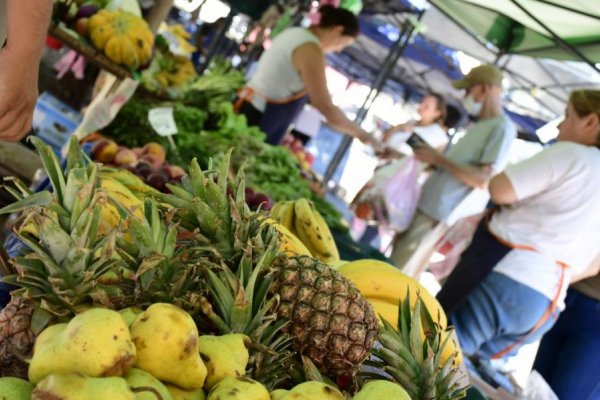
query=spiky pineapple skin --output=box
[269,256,379,377]
[0,298,35,378]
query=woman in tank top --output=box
[236,5,373,145]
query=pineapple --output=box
[0,298,35,378]
[160,152,379,382]
[364,295,469,400]
[0,137,132,377]
[268,255,379,378]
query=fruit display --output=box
[0,139,467,399]
[88,9,154,69]
[92,139,185,192]
[270,199,340,263]
[282,134,316,171]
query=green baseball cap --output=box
[453,64,504,89]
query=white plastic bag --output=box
[381,156,421,232]
[521,371,558,400]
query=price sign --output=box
[148,107,178,137]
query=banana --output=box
[262,218,312,257]
[338,259,398,275]
[367,298,399,327]
[99,167,158,198]
[294,199,339,262]
[270,201,295,231]
[100,177,144,219]
[340,265,447,328]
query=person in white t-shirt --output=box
[437,89,600,360]
[0,0,53,141]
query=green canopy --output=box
[429,0,600,67]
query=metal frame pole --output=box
[198,9,236,73]
[321,12,423,188]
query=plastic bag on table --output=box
[380,156,421,232]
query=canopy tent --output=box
[321,0,600,184]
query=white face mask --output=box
[463,95,483,117]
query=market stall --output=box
[0,1,475,399]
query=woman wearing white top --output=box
[382,93,449,154]
[437,90,600,360]
[236,5,372,145]
[358,93,448,246]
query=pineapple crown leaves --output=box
[0,136,99,233]
[160,149,280,271]
[365,292,469,400]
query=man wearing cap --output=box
[390,64,516,278]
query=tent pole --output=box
[321,11,423,189]
[509,0,600,74]
[198,10,236,73]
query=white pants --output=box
[390,211,449,278]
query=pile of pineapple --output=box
[0,138,468,399]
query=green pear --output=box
[281,381,344,400]
[130,303,207,390]
[166,383,206,400]
[126,368,174,400]
[120,307,143,327]
[353,380,411,400]
[29,308,137,384]
[198,334,249,389]
[0,377,34,400]
[269,389,290,400]
[32,373,135,400]
[207,377,269,400]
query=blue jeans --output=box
[534,289,600,400]
[451,272,556,359]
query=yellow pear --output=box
[0,377,34,400]
[166,383,206,400]
[198,334,249,389]
[130,303,207,390]
[281,381,344,400]
[353,380,411,400]
[29,308,136,384]
[207,377,269,400]
[126,368,174,400]
[32,373,135,400]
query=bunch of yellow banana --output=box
[337,259,447,329]
[263,217,312,257]
[98,176,145,237]
[338,259,462,365]
[99,166,159,199]
[270,199,340,263]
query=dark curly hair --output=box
[318,5,360,37]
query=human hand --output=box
[375,146,402,160]
[0,48,40,141]
[413,143,442,165]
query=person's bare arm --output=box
[0,0,53,141]
[293,43,372,143]
[414,144,495,189]
[488,173,518,205]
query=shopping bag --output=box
[380,156,421,232]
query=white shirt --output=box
[387,122,449,154]
[247,27,320,112]
[490,142,600,308]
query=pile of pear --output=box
[0,303,251,400]
[0,303,411,400]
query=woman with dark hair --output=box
[235,5,373,145]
